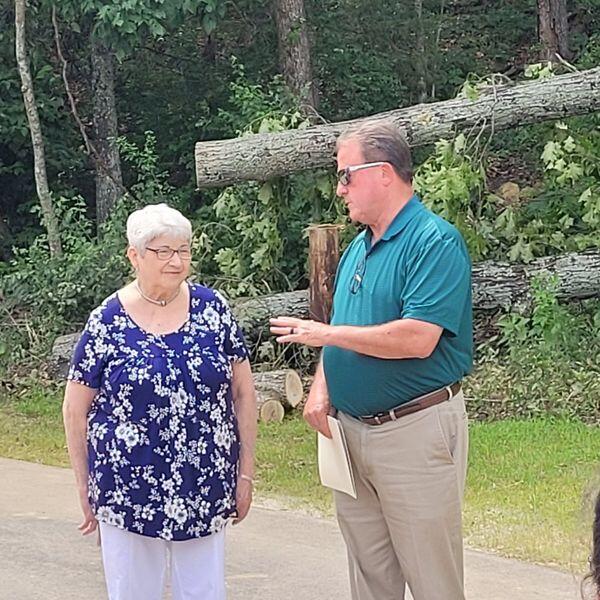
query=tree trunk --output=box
[195,67,600,187]
[91,36,123,226]
[0,209,12,260]
[414,0,428,103]
[259,398,285,423]
[273,0,318,115]
[537,0,570,62]
[308,224,340,323]
[234,289,310,346]
[14,0,62,257]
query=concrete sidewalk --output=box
[0,457,583,599]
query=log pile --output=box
[253,369,304,423]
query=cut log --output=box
[255,387,283,410]
[259,398,285,423]
[49,332,81,378]
[195,67,600,187]
[253,369,304,408]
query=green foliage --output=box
[467,277,600,422]
[523,61,555,80]
[191,63,348,298]
[0,194,131,365]
[492,118,600,261]
[56,0,226,59]
[0,131,188,370]
[414,134,493,260]
[414,113,600,263]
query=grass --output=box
[1,383,598,571]
[463,418,599,571]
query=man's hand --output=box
[269,317,330,348]
[303,360,333,438]
[303,391,333,439]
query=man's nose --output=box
[336,181,347,196]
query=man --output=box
[270,120,472,600]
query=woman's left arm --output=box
[231,358,257,524]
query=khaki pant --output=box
[335,391,468,600]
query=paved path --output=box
[0,458,584,599]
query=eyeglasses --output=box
[349,243,369,295]
[337,162,388,186]
[145,246,192,261]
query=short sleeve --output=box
[67,308,108,389]
[401,238,471,336]
[214,291,249,363]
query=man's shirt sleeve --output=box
[401,238,471,337]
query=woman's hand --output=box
[77,487,98,536]
[232,477,253,525]
[63,381,98,536]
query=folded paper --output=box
[317,416,357,499]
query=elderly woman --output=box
[63,203,256,600]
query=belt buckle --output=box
[373,415,382,425]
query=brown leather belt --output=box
[358,382,462,426]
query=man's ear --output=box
[381,163,395,186]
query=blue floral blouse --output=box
[68,282,248,541]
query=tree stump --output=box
[307,224,340,324]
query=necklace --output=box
[134,281,181,307]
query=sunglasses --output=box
[349,244,368,294]
[336,162,388,186]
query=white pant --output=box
[99,523,226,600]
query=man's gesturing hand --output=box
[269,317,330,348]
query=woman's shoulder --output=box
[87,292,121,325]
[189,281,224,302]
[189,282,231,313]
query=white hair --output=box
[126,203,192,254]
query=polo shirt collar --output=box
[365,195,423,249]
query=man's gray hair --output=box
[126,203,192,253]
[337,120,413,183]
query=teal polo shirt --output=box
[322,195,473,417]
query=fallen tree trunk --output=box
[232,249,600,344]
[50,249,600,372]
[195,67,600,187]
[471,249,600,309]
[233,290,310,347]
